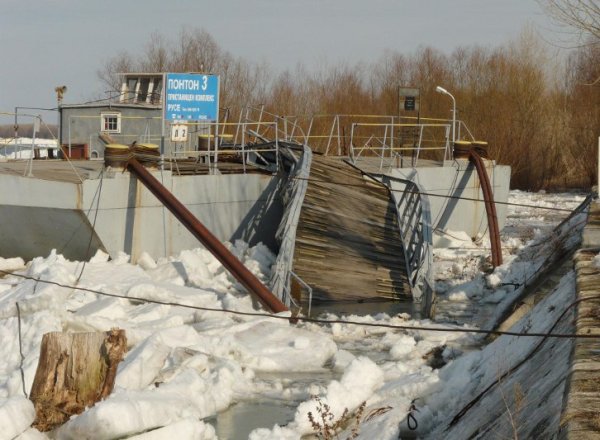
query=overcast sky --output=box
[1,0,557,124]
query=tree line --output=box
[0,124,56,139]
[98,27,599,190]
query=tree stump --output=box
[29,329,127,431]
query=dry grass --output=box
[307,395,366,440]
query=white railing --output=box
[65,114,284,174]
[167,120,281,173]
[379,174,434,315]
[349,122,452,171]
[269,144,312,308]
[236,112,473,163]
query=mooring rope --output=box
[75,168,105,284]
[15,302,28,399]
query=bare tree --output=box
[96,27,270,107]
[97,51,134,93]
[95,25,596,189]
[537,0,600,42]
[171,28,221,73]
[139,32,169,73]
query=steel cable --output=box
[1,269,599,341]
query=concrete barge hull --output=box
[0,168,282,262]
[0,205,105,262]
[388,160,511,245]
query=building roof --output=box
[60,103,161,110]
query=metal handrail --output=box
[0,111,84,182]
[379,174,434,315]
[239,105,308,145]
[269,144,313,307]
[289,270,313,317]
[349,122,451,170]
[64,114,283,174]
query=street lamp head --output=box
[435,85,456,144]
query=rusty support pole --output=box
[126,158,289,314]
[469,150,503,267]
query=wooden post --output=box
[29,329,127,431]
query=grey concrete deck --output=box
[350,156,442,174]
[0,157,270,184]
[0,159,103,183]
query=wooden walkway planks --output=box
[292,155,410,303]
[560,201,600,439]
[560,247,600,439]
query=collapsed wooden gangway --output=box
[292,155,411,304]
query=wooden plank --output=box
[561,249,600,439]
[292,155,411,304]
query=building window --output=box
[137,78,150,102]
[101,113,121,133]
[150,78,162,104]
[120,75,163,104]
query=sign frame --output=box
[170,123,189,142]
[398,87,420,113]
[164,73,220,122]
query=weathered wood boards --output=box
[293,156,410,303]
[560,249,600,439]
[29,329,127,431]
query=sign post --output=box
[398,87,421,148]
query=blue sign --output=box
[164,73,219,121]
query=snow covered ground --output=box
[434,190,587,330]
[0,191,588,439]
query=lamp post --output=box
[55,86,67,158]
[435,86,456,144]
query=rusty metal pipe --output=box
[469,150,503,267]
[126,158,289,314]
